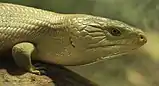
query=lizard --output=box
[0,2,147,75]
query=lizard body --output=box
[0,3,147,74]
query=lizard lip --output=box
[99,44,138,48]
[87,44,139,49]
[92,51,129,64]
[105,44,143,48]
[96,47,137,61]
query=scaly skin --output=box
[0,3,147,75]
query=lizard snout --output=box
[138,33,147,45]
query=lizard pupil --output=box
[111,28,121,36]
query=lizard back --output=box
[0,3,60,51]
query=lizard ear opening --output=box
[69,37,75,48]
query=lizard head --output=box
[68,14,147,65]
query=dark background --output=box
[0,0,158,86]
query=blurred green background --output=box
[0,0,159,86]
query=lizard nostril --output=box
[139,34,147,44]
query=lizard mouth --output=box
[91,49,135,64]
[87,43,139,50]
[81,51,129,66]
[79,43,142,66]
[96,44,140,60]
[82,44,139,65]
[97,50,132,60]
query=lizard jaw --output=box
[81,46,138,66]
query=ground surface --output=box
[0,52,98,86]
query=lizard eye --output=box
[110,28,121,36]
